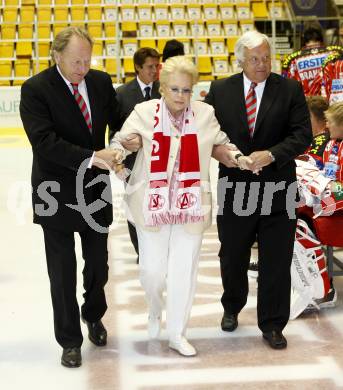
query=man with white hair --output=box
[205,30,311,349]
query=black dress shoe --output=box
[83,319,107,346]
[61,347,82,368]
[221,312,238,332]
[263,330,287,349]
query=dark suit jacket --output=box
[109,78,161,170]
[205,72,312,214]
[20,66,119,231]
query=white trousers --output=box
[136,224,203,339]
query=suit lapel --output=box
[254,73,280,136]
[130,79,145,103]
[84,72,99,137]
[50,66,92,140]
[230,73,250,133]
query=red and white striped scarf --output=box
[144,98,203,226]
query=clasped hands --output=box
[212,145,274,175]
[93,133,141,171]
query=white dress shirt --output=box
[136,76,153,98]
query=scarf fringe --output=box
[146,212,204,227]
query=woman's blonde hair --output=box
[51,26,93,63]
[325,102,343,125]
[159,56,198,90]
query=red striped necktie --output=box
[71,83,92,133]
[246,81,257,137]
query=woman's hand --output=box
[121,133,142,152]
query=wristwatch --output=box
[268,151,275,163]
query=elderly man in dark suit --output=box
[109,47,161,261]
[205,30,312,349]
[20,27,135,368]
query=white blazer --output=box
[112,99,233,234]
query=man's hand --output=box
[93,149,123,170]
[212,144,239,168]
[121,133,142,152]
[248,150,274,174]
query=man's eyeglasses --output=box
[168,87,193,95]
[246,55,271,65]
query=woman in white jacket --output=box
[111,56,250,356]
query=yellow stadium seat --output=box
[139,21,154,37]
[269,2,284,18]
[156,21,170,37]
[223,21,238,36]
[53,24,68,36]
[0,43,14,58]
[105,40,118,57]
[92,41,103,56]
[187,4,201,20]
[178,38,190,55]
[138,5,152,21]
[121,6,135,21]
[1,25,16,40]
[193,38,208,55]
[20,6,35,22]
[103,6,117,21]
[3,8,18,22]
[173,21,188,37]
[227,36,238,53]
[0,61,12,86]
[88,6,102,21]
[18,24,33,39]
[37,24,51,39]
[71,6,85,22]
[207,20,221,36]
[123,58,135,75]
[13,59,31,85]
[104,22,116,37]
[5,0,19,4]
[154,5,168,21]
[171,5,185,20]
[123,39,138,56]
[140,39,156,49]
[240,21,255,34]
[220,3,235,20]
[88,23,103,38]
[236,2,251,19]
[105,58,117,75]
[252,1,269,18]
[213,56,229,75]
[190,21,205,37]
[38,42,50,57]
[16,42,32,57]
[210,38,225,54]
[54,7,69,22]
[32,60,49,75]
[37,7,52,22]
[203,4,218,20]
[71,0,84,4]
[55,0,68,4]
[38,0,51,4]
[121,22,137,34]
[21,0,35,4]
[157,39,168,53]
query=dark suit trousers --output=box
[127,221,139,256]
[217,210,296,333]
[42,225,109,348]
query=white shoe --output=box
[148,316,161,339]
[169,336,197,356]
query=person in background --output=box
[111,56,248,357]
[205,30,311,350]
[305,96,330,169]
[110,47,161,263]
[282,24,342,96]
[19,27,125,368]
[162,39,185,62]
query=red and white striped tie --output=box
[246,82,257,137]
[71,83,92,133]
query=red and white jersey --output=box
[323,139,343,182]
[321,52,343,104]
[282,46,342,96]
